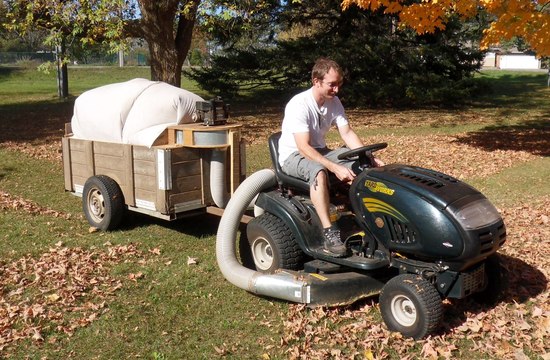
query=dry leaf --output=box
[149,248,161,255]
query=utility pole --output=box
[119,49,124,67]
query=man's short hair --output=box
[311,58,343,82]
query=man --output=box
[278,58,383,257]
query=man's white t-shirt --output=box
[278,88,349,166]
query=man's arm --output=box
[294,132,357,183]
[338,124,363,149]
[338,124,385,166]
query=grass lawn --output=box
[0,65,549,359]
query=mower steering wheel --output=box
[337,143,388,168]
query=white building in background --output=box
[483,51,542,70]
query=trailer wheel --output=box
[380,274,443,339]
[245,213,304,273]
[473,254,508,305]
[83,175,125,231]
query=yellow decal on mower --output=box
[363,198,408,223]
[365,180,395,196]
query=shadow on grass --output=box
[439,254,547,335]
[472,72,549,109]
[0,66,19,80]
[0,99,75,143]
[453,119,550,156]
[120,210,222,238]
[228,87,292,117]
[340,253,546,337]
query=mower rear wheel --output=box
[83,175,125,231]
[245,213,304,273]
[380,274,443,339]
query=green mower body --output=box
[241,133,508,339]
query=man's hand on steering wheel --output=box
[337,143,388,168]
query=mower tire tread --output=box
[246,212,305,272]
[380,274,443,339]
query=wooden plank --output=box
[135,188,156,204]
[84,140,95,178]
[171,160,201,178]
[133,146,156,161]
[94,141,126,157]
[70,163,90,179]
[169,190,202,205]
[133,159,156,176]
[171,147,201,162]
[184,129,193,146]
[200,151,212,205]
[152,129,168,146]
[123,145,135,206]
[62,137,73,191]
[95,167,125,186]
[172,174,202,193]
[69,150,88,165]
[68,139,89,152]
[65,122,72,136]
[155,150,168,213]
[229,129,240,194]
[206,206,252,224]
[94,154,128,171]
[134,174,156,191]
[239,139,247,183]
[72,176,88,188]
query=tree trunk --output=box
[56,39,69,98]
[139,0,199,87]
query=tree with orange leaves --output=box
[341,0,550,57]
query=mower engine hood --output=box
[351,164,505,268]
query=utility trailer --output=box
[62,122,246,230]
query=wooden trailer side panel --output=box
[64,138,95,193]
[168,147,204,213]
[93,142,135,206]
[132,146,158,211]
[63,122,244,221]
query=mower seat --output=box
[268,132,311,193]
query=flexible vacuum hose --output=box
[210,149,230,208]
[216,169,310,303]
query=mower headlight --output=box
[454,199,501,230]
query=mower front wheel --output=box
[379,274,443,339]
[244,213,304,273]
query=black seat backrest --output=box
[268,132,311,193]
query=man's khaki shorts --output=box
[281,147,356,186]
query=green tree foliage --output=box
[2,0,200,88]
[188,0,487,106]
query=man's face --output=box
[314,68,343,100]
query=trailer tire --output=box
[245,213,304,273]
[380,274,443,339]
[83,175,125,231]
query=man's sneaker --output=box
[323,227,348,257]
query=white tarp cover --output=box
[71,78,204,147]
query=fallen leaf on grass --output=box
[128,272,144,282]
[0,244,144,352]
[148,248,161,255]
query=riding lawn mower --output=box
[216,132,507,339]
